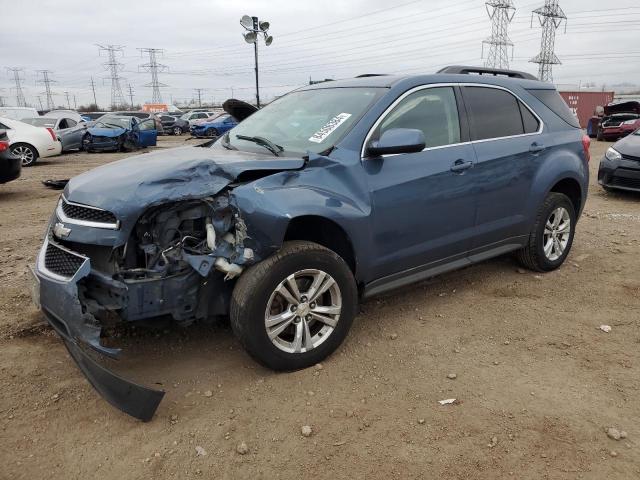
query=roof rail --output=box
[437,65,538,81]
[355,73,389,78]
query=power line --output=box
[36,70,56,110]
[138,48,168,103]
[97,44,127,109]
[483,1,516,69]
[6,67,27,107]
[530,0,567,82]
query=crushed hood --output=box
[222,99,258,121]
[64,145,305,220]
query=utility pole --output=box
[64,91,71,109]
[138,48,168,104]
[7,67,27,107]
[89,76,99,108]
[530,0,566,82]
[240,15,273,108]
[36,70,56,110]
[194,88,204,107]
[128,84,135,108]
[97,44,127,109]
[482,1,516,69]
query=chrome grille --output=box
[43,240,86,278]
[57,196,119,229]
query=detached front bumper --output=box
[598,155,640,192]
[33,235,164,421]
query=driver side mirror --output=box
[366,128,426,157]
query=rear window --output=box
[462,86,538,141]
[528,89,580,128]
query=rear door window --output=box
[463,86,531,140]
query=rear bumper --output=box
[0,153,21,183]
[41,141,62,158]
[33,236,164,421]
[598,155,640,192]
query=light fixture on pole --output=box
[240,15,273,108]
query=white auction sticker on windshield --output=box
[308,113,352,143]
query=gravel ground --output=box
[1,137,639,480]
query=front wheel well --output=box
[283,216,356,274]
[549,178,582,215]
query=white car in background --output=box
[0,107,40,120]
[180,111,216,126]
[0,117,62,166]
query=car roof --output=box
[298,73,551,92]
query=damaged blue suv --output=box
[32,66,590,420]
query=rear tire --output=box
[517,192,576,272]
[10,143,38,167]
[230,241,358,371]
[173,126,182,135]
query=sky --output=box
[1,0,639,109]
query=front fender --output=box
[230,155,373,280]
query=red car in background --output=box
[596,101,640,141]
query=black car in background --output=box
[0,129,21,184]
[599,128,640,192]
[158,114,189,135]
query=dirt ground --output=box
[1,136,639,480]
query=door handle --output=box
[529,142,545,153]
[450,159,474,173]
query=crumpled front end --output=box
[34,190,258,421]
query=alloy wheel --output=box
[173,126,182,135]
[264,269,342,354]
[543,207,571,261]
[12,145,35,166]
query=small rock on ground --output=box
[236,442,249,455]
[301,425,313,437]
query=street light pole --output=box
[240,15,273,108]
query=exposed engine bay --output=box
[78,191,256,326]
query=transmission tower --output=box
[482,1,516,69]
[194,88,205,107]
[6,68,27,107]
[97,44,127,109]
[530,0,566,82]
[89,77,99,108]
[127,84,135,107]
[138,48,168,104]
[36,70,56,110]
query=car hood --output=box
[605,101,640,116]
[613,132,640,156]
[87,127,127,137]
[64,145,305,220]
[223,99,257,121]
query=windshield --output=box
[23,118,56,127]
[95,116,132,128]
[223,87,383,156]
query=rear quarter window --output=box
[527,89,580,128]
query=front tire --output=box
[172,126,183,135]
[230,241,358,371]
[206,128,218,138]
[517,192,576,272]
[10,143,38,167]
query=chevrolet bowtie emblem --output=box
[53,222,71,238]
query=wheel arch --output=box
[283,215,357,275]
[549,177,583,216]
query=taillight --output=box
[582,134,591,163]
[0,141,8,152]
[46,127,57,142]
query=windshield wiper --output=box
[235,135,283,157]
